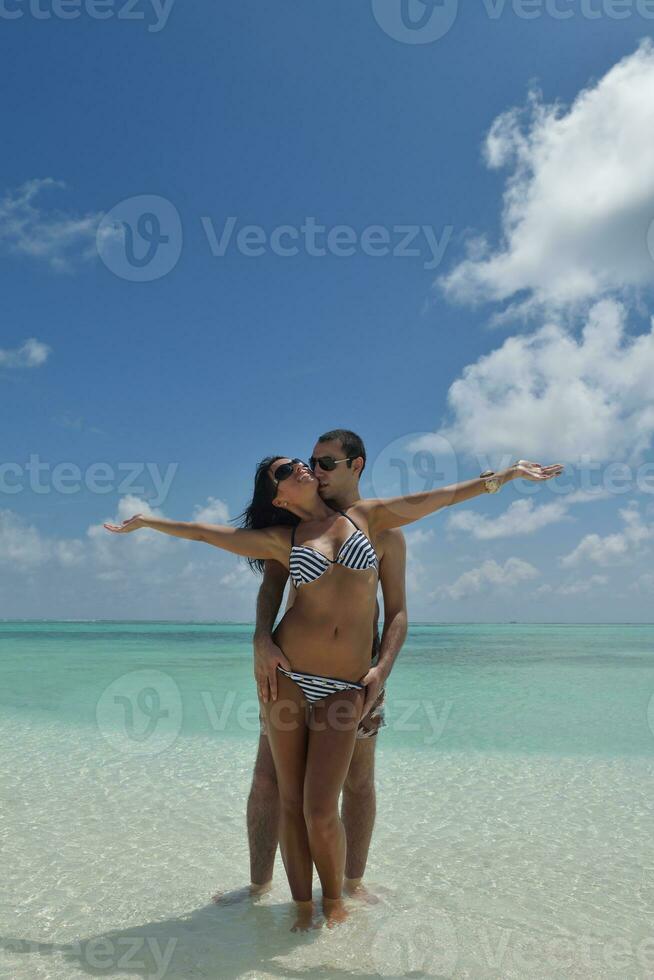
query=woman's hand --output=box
[512,460,564,482]
[103,514,147,534]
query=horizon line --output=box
[1,619,653,626]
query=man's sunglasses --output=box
[309,455,355,472]
[272,458,305,484]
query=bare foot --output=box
[211,882,271,906]
[322,897,349,928]
[291,900,316,933]
[344,878,380,905]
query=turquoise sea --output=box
[2,621,654,979]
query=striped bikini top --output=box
[289,510,379,589]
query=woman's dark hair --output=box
[235,456,300,574]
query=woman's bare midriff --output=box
[273,564,378,681]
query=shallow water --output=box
[2,621,654,979]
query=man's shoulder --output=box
[377,525,406,544]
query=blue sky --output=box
[2,1,654,621]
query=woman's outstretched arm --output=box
[103,513,288,561]
[359,460,564,532]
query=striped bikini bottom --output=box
[276,665,364,706]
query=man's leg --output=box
[341,683,385,899]
[247,733,279,888]
[341,735,377,892]
[212,726,280,904]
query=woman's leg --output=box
[259,670,313,906]
[303,687,364,918]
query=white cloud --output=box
[87,495,181,569]
[192,496,230,524]
[0,338,51,368]
[96,569,125,583]
[179,561,199,579]
[628,571,654,593]
[403,528,435,548]
[563,488,613,505]
[0,499,261,619]
[0,510,50,568]
[446,496,572,540]
[439,40,654,315]
[51,410,104,435]
[445,484,612,541]
[413,298,654,462]
[0,509,84,569]
[556,574,608,596]
[0,178,101,272]
[530,574,609,596]
[219,562,257,590]
[560,500,653,568]
[433,556,539,600]
[402,527,435,593]
[54,539,85,567]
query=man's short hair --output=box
[317,429,366,472]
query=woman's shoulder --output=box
[254,523,295,551]
[254,523,295,564]
[339,500,376,533]
[267,523,295,541]
[343,499,376,522]
[342,498,389,538]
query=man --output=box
[215,429,407,905]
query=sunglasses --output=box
[309,455,354,472]
[272,458,305,485]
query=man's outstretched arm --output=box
[361,527,408,717]
[254,560,291,702]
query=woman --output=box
[104,455,563,929]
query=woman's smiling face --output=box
[268,457,317,510]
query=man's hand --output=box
[359,664,387,719]
[254,635,291,702]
